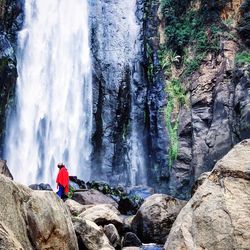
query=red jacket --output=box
[56,166,69,194]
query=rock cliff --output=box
[0,0,249,200]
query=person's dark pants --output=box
[57,184,64,198]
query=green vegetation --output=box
[68,186,75,199]
[158,0,229,168]
[165,79,186,167]
[235,51,250,65]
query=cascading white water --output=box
[4,0,92,188]
[127,0,147,186]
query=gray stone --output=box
[104,224,121,248]
[72,217,114,250]
[0,160,13,179]
[72,189,118,208]
[0,175,78,250]
[131,194,186,244]
[164,140,250,250]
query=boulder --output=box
[122,232,142,247]
[25,191,77,250]
[0,160,13,179]
[131,194,187,244]
[104,224,121,248]
[79,204,123,232]
[65,199,87,216]
[164,140,250,250]
[72,217,114,250]
[0,222,23,250]
[0,175,78,250]
[73,189,118,208]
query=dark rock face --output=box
[142,1,250,199]
[0,0,24,156]
[143,0,169,192]
[233,66,250,139]
[89,0,148,186]
[238,0,250,46]
[28,183,53,191]
[122,232,142,247]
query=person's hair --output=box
[57,163,64,168]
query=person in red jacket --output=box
[56,163,69,199]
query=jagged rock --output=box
[118,186,152,215]
[191,171,211,195]
[0,0,24,155]
[73,189,118,208]
[164,140,250,250]
[104,224,121,248]
[118,196,144,215]
[238,0,250,46]
[122,232,142,247]
[0,174,78,250]
[65,199,87,216]
[89,0,147,187]
[72,217,114,250]
[79,204,123,232]
[121,215,135,233]
[131,194,187,244]
[0,222,23,250]
[0,160,13,179]
[28,183,53,191]
[69,176,87,189]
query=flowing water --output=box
[128,0,147,186]
[4,0,92,187]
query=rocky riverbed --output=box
[0,140,250,249]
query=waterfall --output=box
[4,0,92,187]
[128,1,147,186]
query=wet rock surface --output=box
[0,0,24,155]
[89,0,148,186]
[122,232,142,248]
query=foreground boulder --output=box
[25,191,77,249]
[131,194,186,244]
[165,140,250,250]
[0,175,78,249]
[0,160,13,179]
[73,217,114,250]
[0,222,23,250]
